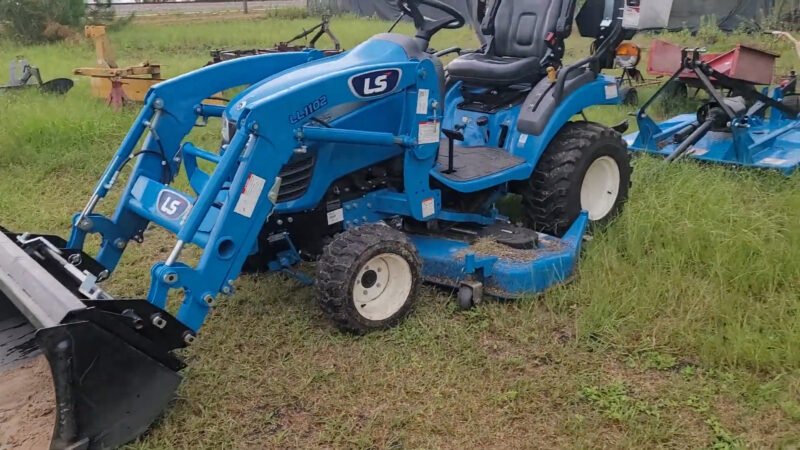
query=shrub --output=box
[0,0,86,43]
[306,0,348,15]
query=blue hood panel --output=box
[227,37,414,120]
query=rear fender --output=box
[515,73,622,171]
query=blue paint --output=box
[64,32,621,332]
[627,85,800,175]
[412,213,588,296]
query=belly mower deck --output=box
[411,213,588,299]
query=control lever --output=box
[441,126,465,174]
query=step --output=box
[437,140,525,182]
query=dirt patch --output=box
[0,356,56,450]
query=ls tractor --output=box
[0,0,653,447]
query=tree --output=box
[0,0,107,43]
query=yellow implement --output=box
[74,26,164,109]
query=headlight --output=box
[615,42,641,69]
[221,116,235,144]
[221,116,230,143]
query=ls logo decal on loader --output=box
[157,190,190,220]
[349,69,402,98]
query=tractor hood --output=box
[226,34,422,123]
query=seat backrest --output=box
[490,0,564,59]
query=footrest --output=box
[437,141,525,182]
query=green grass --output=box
[1,13,799,449]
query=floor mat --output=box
[437,141,525,182]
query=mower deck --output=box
[411,213,588,298]
[626,113,800,175]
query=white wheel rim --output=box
[581,156,621,221]
[352,253,413,321]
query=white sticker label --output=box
[622,5,640,29]
[234,174,266,218]
[605,84,619,100]
[689,146,709,156]
[422,197,436,218]
[518,133,529,147]
[326,208,344,225]
[416,89,430,115]
[760,157,788,166]
[418,121,441,145]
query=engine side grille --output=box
[276,154,315,203]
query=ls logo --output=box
[157,190,190,220]
[349,69,402,98]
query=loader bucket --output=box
[0,230,191,449]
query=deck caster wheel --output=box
[458,285,474,310]
[457,281,483,310]
[316,223,421,333]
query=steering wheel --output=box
[397,0,466,43]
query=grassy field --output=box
[1,11,799,449]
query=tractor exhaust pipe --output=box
[0,230,190,449]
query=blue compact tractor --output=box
[0,0,645,447]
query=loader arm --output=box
[68,51,326,271]
[0,51,331,450]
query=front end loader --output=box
[1,0,662,447]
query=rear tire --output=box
[519,121,632,237]
[316,223,421,333]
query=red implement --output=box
[647,40,779,86]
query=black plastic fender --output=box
[517,69,597,136]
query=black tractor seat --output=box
[436,139,525,182]
[448,54,542,87]
[447,0,572,88]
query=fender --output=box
[432,73,622,193]
[514,72,622,168]
[518,71,621,137]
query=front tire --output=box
[316,223,422,333]
[519,121,632,237]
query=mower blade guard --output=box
[0,231,187,449]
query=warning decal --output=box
[418,121,441,145]
[422,197,436,218]
[234,174,266,218]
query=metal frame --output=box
[628,48,800,174]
